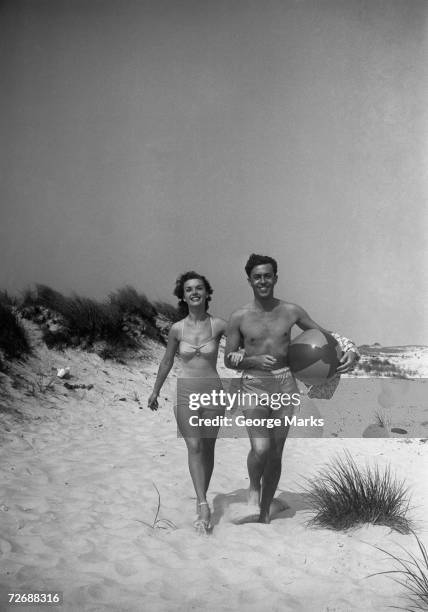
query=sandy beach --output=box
[2,1,427,609]
[0,323,427,612]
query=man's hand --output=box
[252,354,278,371]
[148,392,159,411]
[336,350,358,374]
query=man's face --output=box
[248,264,277,298]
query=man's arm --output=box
[293,305,360,374]
[293,304,331,335]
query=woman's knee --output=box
[185,438,203,455]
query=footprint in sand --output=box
[114,559,139,577]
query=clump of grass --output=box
[42,327,74,349]
[304,452,411,533]
[0,290,17,308]
[26,372,56,396]
[375,409,391,431]
[97,343,128,363]
[355,357,408,378]
[60,296,126,344]
[22,284,137,350]
[109,285,157,320]
[154,300,180,322]
[109,287,166,345]
[372,533,428,610]
[0,302,31,362]
[136,483,176,531]
[31,284,69,313]
[18,283,173,352]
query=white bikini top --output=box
[178,317,218,362]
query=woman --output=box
[148,271,226,534]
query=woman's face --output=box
[183,278,207,308]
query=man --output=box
[224,253,359,523]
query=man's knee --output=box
[249,441,271,461]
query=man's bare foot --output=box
[270,498,289,516]
[258,500,289,524]
[258,510,271,524]
[248,488,261,507]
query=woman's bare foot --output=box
[193,501,211,535]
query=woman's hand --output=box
[148,392,159,411]
[227,350,245,367]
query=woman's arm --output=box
[148,324,179,411]
[213,316,227,339]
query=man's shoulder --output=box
[228,303,254,320]
[275,299,302,313]
[230,300,302,315]
[231,303,252,319]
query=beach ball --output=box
[288,329,342,386]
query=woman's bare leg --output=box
[176,404,222,530]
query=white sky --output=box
[1,0,427,345]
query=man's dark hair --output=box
[173,271,213,318]
[245,254,278,277]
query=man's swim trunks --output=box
[240,367,299,413]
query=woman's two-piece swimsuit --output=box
[176,316,224,414]
[178,316,218,363]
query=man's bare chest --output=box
[240,312,294,343]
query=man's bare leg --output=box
[259,455,282,523]
[247,449,264,506]
[245,409,289,520]
[246,434,270,508]
[258,434,288,523]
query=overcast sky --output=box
[1,0,427,346]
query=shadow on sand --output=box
[211,488,312,526]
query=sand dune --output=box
[0,330,427,611]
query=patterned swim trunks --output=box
[240,367,300,413]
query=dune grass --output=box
[135,483,177,531]
[109,285,157,320]
[39,290,129,352]
[0,302,31,364]
[304,452,411,533]
[2,283,174,361]
[154,300,180,322]
[0,290,17,308]
[375,409,391,431]
[373,533,428,611]
[19,284,170,353]
[354,356,410,378]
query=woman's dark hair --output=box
[174,271,213,318]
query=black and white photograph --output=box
[1,1,427,610]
